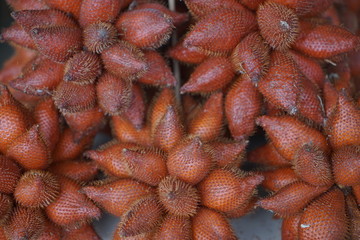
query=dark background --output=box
[0,0,14,68]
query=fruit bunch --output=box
[0,0,187,142]
[84,87,263,239]
[0,0,360,239]
[0,85,101,239]
[253,90,360,239]
[170,0,360,139]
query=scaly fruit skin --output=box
[84,88,262,239]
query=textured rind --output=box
[192,208,237,240]
[116,9,174,49]
[231,32,270,83]
[225,75,262,140]
[257,2,299,50]
[183,8,257,55]
[181,57,234,93]
[167,136,213,185]
[332,146,360,186]
[257,181,330,217]
[82,179,153,216]
[299,188,349,240]
[187,92,224,142]
[199,169,263,212]
[257,115,329,161]
[293,24,360,59]
[45,176,101,226]
[258,51,301,113]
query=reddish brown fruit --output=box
[257,181,330,217]
[0,155,21,194]
[183,8,257,55]
[1,23,36,49]
[34,98,60,151]
[282,214,301,240]
[138,51,176,86]
[117,195,162,237]
[323,80,339,118]
[168,39,207,64]
[153,106,185,152]
[4,207,45,240]
[247,142,290,167]
[121,148,167,186]
[6,0,48,11]
[46,176,101,226]
[188,92,223,141]
[101,41,148,80]
[52,128,93,162]
[64,106,105,141]
[44,0,82,18]
[82,179,153,216]
[64,52,102,85]
[30,26,82,63]
[83,22,118,54]
[14,170,60,207]
[299,188,349,240]
[37,220,62,240]
[184,0,247,19]
[96,73,132,115]
[135,2,188,27]
[327,93,360,149]
[158,176,200,216]
[49,160,98,182]
[149,88,176,135]
[10,57,64,96]
[154,215,191,240]
[181,57,234,94]
[293,144,333,186]
[332,146,360,186]
[123,84,146,129]
[225,75,262,140]
[53,81,96,113]
[192,208,237,240]
[11,9,77,32]
[209,139,247,168]
[111,116,152,146]
[289,50,325,88]
[62,224,100,240]
[224,197,256,218]
[0,86,29,153]
[256,115,329,160]
[79,0,126,27]
[296,76,324,125]
[346,194,360,239]
[353,185,360,205]
[258,51,301,114]
[231,32,270,83]
[84,142,142,178]
[0,193,13,225]
[262,168,299,192]
[167,136,213,185]
[199,169,264,212]
[270,0,333,16]
[257,2,299,50]
[116,9,174,49]
[293,24,360,59]
[239,0,265,10]
[6,124,50,170]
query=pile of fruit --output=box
[0,0,359,239]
